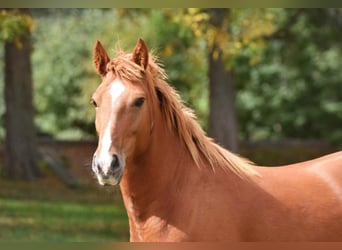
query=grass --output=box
[0,178,129,241]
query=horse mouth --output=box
[97,170,123,186]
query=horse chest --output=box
[129,214,187,242]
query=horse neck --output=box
[119,109,258,241]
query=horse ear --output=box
[93,40,110,76]
[132,38,149,70]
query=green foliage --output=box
[0,9,34,46]
[1,9,341,144]
[172,9,284,67]
[236,9,342,144]
[32,9,207,138]
[141,10,208,127]
[32,9,118,139]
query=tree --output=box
[1,9,40,179]
[207,9,238,152]
[172,8,279,152]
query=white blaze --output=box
[97,79,126,174]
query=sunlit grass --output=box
[0,178,129,241]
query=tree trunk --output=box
[208,45,239,152]
[3,9,40,179]
[207,8,239,153]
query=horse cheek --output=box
[132,119,150,157]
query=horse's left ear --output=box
[132,38,149,70]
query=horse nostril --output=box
[92,154,102,174]
[111,154,120,171]
[95,163,103,175]
[96,164,102,173]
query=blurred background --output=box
[0,8,341,241]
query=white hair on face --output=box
[97,79,126,175]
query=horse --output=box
[90,38,342,241]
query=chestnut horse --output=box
[91,38,342,241]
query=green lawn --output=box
[0,178,129,241]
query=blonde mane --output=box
[107,50,257,178]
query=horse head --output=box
[91,39,155,186]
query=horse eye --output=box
[90,99,98,108]
[133,97,145,107]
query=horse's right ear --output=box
[93,40,110,77]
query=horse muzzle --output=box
[92,153,125,186]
